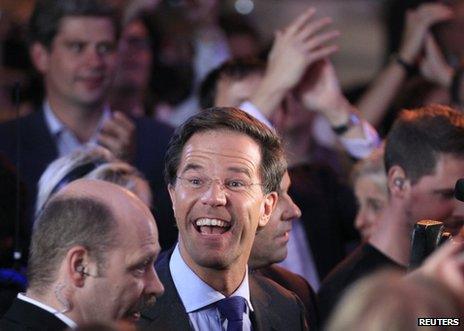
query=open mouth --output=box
[194,218,231,235]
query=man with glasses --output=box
[139,107,308,330]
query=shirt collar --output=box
[42,100,112,141]
[170,244,254,313]
[17,293,77,328]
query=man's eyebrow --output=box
[227,166,252,178]
[180,163,204,174]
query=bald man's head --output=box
[27,179,156,293]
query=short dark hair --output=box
[28,0,120,49]
[385,104,464,184]
[165,107,286,193]
[28,196,117,293]
[199,58,265,109]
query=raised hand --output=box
[420,33,453,88]
[266,7,339,92]
[97,111,136,163]
[250,7,339,118]
[399,3,453,64]
[297,59,344,115]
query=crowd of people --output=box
[1,0,464,330]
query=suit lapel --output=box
[140,251,192,330]
[249,275,275,331]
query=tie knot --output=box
[216,296,247,322]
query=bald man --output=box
[0,179,164,330]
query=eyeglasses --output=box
[176,175,262,193]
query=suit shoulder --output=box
[252,273,304,309]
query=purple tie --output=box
[216,296,247,331]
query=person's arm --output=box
[297,60,380,159]
[356,3,453,127]
[249,7,339,119]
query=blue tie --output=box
[216,296,247,331]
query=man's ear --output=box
[65,246,92,287]
[167,183,177,216]
[387,165,410,198]
[30,42,50,74]
[258,191,278,228]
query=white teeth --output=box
[195,218,229,227]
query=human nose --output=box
[85,47,104,67]
[283,197,301,221]
[355,208,366,234]
[200,179,227,207]
[145,265,164,299]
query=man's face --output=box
[168,130,277,274]
[32,16,117,109]
[81,200,164,323]
[114,20,152,91]
[407,154,464,235]
[251,171,301,266]
[214,73,263,107]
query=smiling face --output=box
[250,171,301,268]
[168,130,277,277]
[32,16,117,109]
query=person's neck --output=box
[179,246,247,296]
[369,202,412,267]
[248,254,267,270]
[48,96,105,143]
[284,130,312,167]
[26,287,77,320]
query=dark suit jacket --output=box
[288,163,359,280]
[0,109,178,249]
[254,265,319,330]
[139,253,308,331]
[0,298,68,331]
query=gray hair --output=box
[36,145,115,216]
[36,146,152,214]
[351,145,387,194]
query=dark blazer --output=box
[288,163,359,280]
[0,109,177,249]
[139,253,308,331]
[0,298,68,331]
[254,265,319,330]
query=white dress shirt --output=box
[170,244,253,331]
[43,101,111,157]
[278,220,320,291]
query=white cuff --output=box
[340,120,381,159]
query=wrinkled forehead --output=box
[178,129,262,176]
